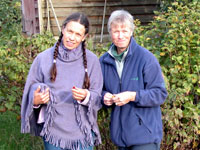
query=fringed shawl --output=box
[21,43,103,149]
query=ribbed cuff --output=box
[77,90,90,105]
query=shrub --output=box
[134,1,200,149]
[0,0,21,40]
[0,32,56,113]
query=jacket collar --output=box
[57,41,83,62]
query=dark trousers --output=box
[118,143,160,150]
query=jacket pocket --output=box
[137,114,152,134]
[122,112,153,146]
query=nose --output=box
[69,33,75,40]
[118,32,123,39]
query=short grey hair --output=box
[107,10,134,34]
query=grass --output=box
[0,110,116,150]
[0,111,44,150]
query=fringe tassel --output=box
[40,93,92,150]
[74,100,95,149]
[42,129,91,150]
[86,95,102,145]
[22,91,40,136]
[40,92,56,136]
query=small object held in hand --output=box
[72,86,76,89]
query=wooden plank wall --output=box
[26,0,160,42]
[21,0,39,35]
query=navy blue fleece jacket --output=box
[99,37,168,147]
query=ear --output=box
[61,26,66,35]
[82,34,88,41]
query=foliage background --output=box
[0,0,199,150]
[134,1,200,149]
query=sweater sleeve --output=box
[84,55,103,144]
[134,58,168,107]
[21,55,44,134]
[87,56,103,110]
[99,55,113,107]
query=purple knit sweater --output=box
[21,42,103,149]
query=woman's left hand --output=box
[72,86,88,102]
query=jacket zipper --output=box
[119,79,122,92]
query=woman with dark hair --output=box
[21,12,103,150]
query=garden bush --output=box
[0,32,56,112]
[134,1,200,149]
[0,0,21,42]
[0,0,56,112]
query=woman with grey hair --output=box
[100,10,168,150]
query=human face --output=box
[62,21,86,50]
[110,22,132,54]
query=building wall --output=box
[21,0,39,35]
[22,0,160,42]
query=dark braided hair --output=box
[82,40,90,89]
[50,33,63,82]
[50,12,90,89]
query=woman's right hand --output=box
[33,86,50,106]
[103,92,114,106]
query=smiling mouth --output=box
[116,39,126,42]
[66,41,75,46]
[117,41,125,44]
